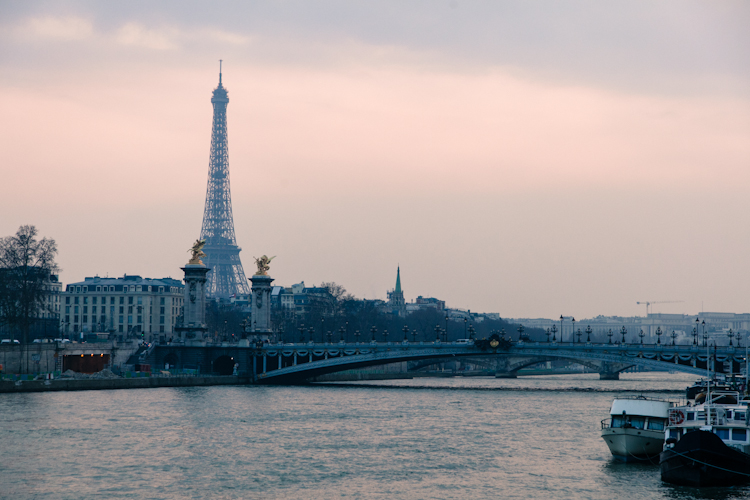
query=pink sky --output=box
[1,3,749,319]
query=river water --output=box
[1,372,748,500]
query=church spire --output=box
[395,266,402,294]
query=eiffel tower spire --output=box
[199,64,250,299]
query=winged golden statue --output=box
[188,239,207,265]
[253,255,275,275]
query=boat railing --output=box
[601,418,611,430]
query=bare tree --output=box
[0,226,59,350]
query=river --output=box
[1,372,748,499]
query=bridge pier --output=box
[493,356,518,378]
[599,371,620,380]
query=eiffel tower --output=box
[199,62,251,299]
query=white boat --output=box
[660,390,750,486]
[601,396,673,462]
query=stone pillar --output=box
[175,264,209,342]
[250,274,274,335]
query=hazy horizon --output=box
[2,1,749,319]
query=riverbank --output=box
[0,375,248,393]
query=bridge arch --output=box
[213,355,235,376]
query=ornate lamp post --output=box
[639,329,645,344]
[321,318,325,343]
[326,330,332,343]
[435,325,441,342]
[728,328,734,347]
[545,328,551,342]
[464,318,468,338]
[298,323,305,343]
[576,328,582,343]
[670,330,677,346]
[339,326,345,342]
[308,326,314,343]
[468,324,475,340]
[383,329,389,343]
[560,315,564,342]
[620,326,627,344]
[702,320,707,347]
[656,326,663,344]
[736,330,742,348]
[585,325,592,342]
[551,324,557,342]
[445,315,449,341]
[403,325,410,342]
[354,330,361,344]
[607,328,613,344]
[517,325,525,341]
[695,317,700,345]
[371,325,377,342]
[412,328,418,343]
[571,317,575,342]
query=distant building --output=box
[61,275,184,339]
[386,267,406,316]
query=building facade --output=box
[61,275,184,340]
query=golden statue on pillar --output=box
[253,255,275,275]
[188,239,207,265]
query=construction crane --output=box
[636,300,684,316]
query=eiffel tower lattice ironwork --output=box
[199,63,250,299]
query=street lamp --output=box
[298,323,305,343]
[308,326,314,343]
[517,325,525,341]
[607,329,613,344]
[639,329,645,344]
[736,330,742,348]
[383,329,389,343]
[551,324,557,342]
[571,317,575,343]
[585,325,592,342]
[412,328,418,343]
[321,318,325,343]
[560,315,564,342]
[728,328,734,347]
[656,326,663,344]
[371,325,377,342]
[702,320,707,347]
[403,325,410,342]
[620,326,627,344]
[670,330,677,346]
[445,315,449,342]
[468,324,475,340]
[339,326,345,343]
[576,328,582,343]
[354,330,361,344]
[464,318,467,338]
[545,328,551,342]
[695,318,700,345]
[435,325,441,342]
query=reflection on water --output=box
[0,372,748,499]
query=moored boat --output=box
[660,390,750,486]
[601,396,672,462]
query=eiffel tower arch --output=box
[199,64,251,299]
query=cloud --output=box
[115,22,180,50]
[24,16,93,41]
[203,28,251,46]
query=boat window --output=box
[647,419,664,431]
[629,417,646,429]
[686,413,695,421]
[611,416,626,428]
[697,411,705,420]
[669,429,681,440]
[735,412,746,421]
[715,429,730,440]
[732,429,747,441]
[727,410,733,419]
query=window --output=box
[127,315,133,324]
[65,297,70,304]
[160,297,165,305]
[159,326,164,333]
[647,419,665,431]
[83,297,88,304]
[732,429,747,441]
[160,307,165,314]
[128,306,133,314]
[74,297,79,304]
[119,315,123,324]
[65,315,69,323]
[119,297,124,305]
[137,297,142,305]
[110,306,114,315]
[83,315,88,323]
[128,297,133,305]
[93,297,97,304]
[118,325,123,333]
[137,316,142,324]
[92,306,97,314]
[119,306,124,314]
[715,429,730,440]
[110,297,115,304]
[687,413,695,421]
[74,306,79,314]
[65,306,70,314]
[83,306,88,314]
[735,412,746,421]
[160,316,165,324]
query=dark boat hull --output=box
[660,430,750,487]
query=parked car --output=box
[1,339,20,344]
